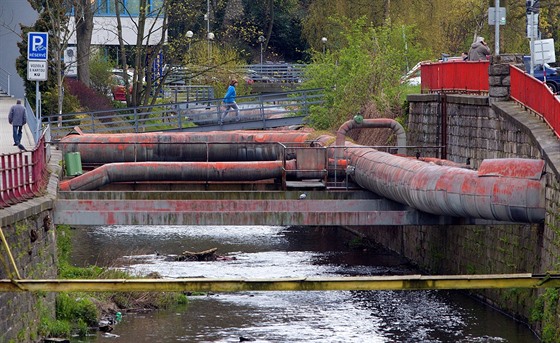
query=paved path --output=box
[0,96,35,154]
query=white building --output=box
[65,0,166,77]
[0,0,165,95]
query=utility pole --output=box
[527,0,540,76]
[494,0,500,55]
[206,0,210,60]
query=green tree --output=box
[184,39,251,98]
[17,0,94,121]
[17,0,72,120]
[302,16,427,131]
[113,0,173,107]
[88,51,114,96]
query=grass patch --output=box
[39,225,190,340]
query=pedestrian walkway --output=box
[0,96,35,154]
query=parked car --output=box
[523,56,560,93]
[400,62,422,86]
[109,74,132,101]
[243,70,277,84]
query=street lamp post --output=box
[206,0,210,60]
[208,32,214,61]
[321,37,327,54]
[258,35,265,74]
[186,30,193,54]
[186,30,193,106]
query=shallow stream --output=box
[69,225,539,342]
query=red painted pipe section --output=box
[59,131,313,164]
[336,118,407,154]
[342,142,545,223]
[59,160,297,191]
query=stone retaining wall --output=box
[0,150,61,343]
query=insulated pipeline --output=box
[335,118,407,155]
[59,131,313,164]
[343,142,545,223]
[59,160,297,191]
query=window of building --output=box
[93,0,163,16]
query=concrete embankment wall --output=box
[358,58,560,339]
[0,150,61,343]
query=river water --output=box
[69,225,539,343]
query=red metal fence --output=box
[420,60,489,94]
[0,136,48,209]
[510,65,560,140]
[421,60,560,139]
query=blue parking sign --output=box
[28,32,48,61]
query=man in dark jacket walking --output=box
[8,99,27,150]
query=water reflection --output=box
[69,225,538,343]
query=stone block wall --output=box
[0,213,57,343]
[407,94,542,167]
[0,150,61,343]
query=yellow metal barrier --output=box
[1,274,559,292]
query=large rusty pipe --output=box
[343,142,545,223]
[59,131,313,164]
[59,160,297,191]
[336,117,407,155]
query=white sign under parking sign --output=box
[27,60,48,81]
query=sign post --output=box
[488,1,506,55]
[526,0,540,76]
[27,32,48,142]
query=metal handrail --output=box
[0,135,48,209]
[510,65,560,140]
[0,67,11,96]
[420,60,489,94]
[238,64,306,83]
[167,64,306,85]
[421,61,560,139]
[47,88,324,139]
[24,98,41,144]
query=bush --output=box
[65,78,114,112]
[89,52,114,95]
[56,293,99,327]
[39,316,71,338]
[41,84,81,119]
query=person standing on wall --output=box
[468,37,491,61]
[8,99,27,151]
[220,79,240,125]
